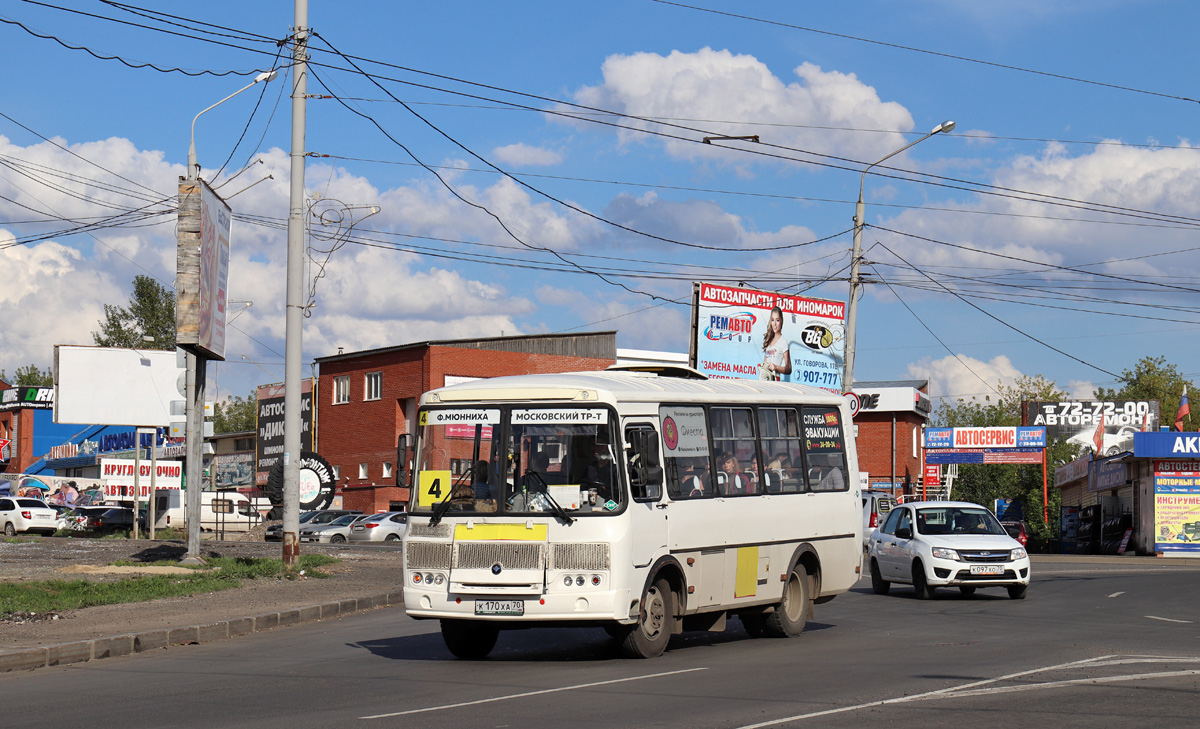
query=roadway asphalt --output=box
[1,552,1196,675]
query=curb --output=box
[0,591,405,674]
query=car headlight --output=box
[931,547,960,561]
[1010,547,1028,560]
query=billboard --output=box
[255,379,314,486]
[690,282,845,392]
[1025,400,1159,456]
[1152,460,1200,553]
[54,346,183,427]
[175,178,231,360]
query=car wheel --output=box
[870,558,890,595]
[330,534,346,544]
[3,522,15,536]
[763,566,809,638]
[618,578,673,658]
[441,619,500,659]
[959,586,977,597]
[1007,584,1028,600]
[911,561,936,600]
[384,533,400,542]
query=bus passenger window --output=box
[659,405,712,500]
[801,406,849,492]
[759,407,805,493]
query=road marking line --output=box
[734,655,1200,729]
[359,667,708,719]
[1108,591,1125,598]
[1146,615,1192,623]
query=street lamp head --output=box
[933,119,956,134]
[255,70,279,84]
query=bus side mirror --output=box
[396,434,413,487]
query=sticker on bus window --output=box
[510,408,608,425]
[418,470,452,508]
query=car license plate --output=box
[969,565,1004,575]
[475,600,523,616]
[352,526,364,531]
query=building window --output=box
[365,372,382,401]
[235,438,252,451]
[359,463,368,480]
[334,376,350,404]
[382,462,393,478]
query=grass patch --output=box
[0,554,340,617]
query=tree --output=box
[0,364,54,387]
[93,275,176,349]
[933,375,1072,550]
[213,390,257,434]
[1094,356,1192,430]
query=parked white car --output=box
[867,500,1030,599]
[299,513,377,544]
[0,497,59,536]
[348,511,407,543]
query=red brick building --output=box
[849,380,931,497]
[314,332,617,513]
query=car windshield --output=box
[325,514,360,526]
[915,507,1006,536]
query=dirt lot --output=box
[0,535,405,651]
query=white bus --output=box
[400,366,863,659]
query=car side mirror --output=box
[896,526,912,540]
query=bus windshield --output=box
[412,406,624,516]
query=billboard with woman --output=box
[690,282,845,394]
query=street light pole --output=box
[187,70,278,180]
[282,0,309,567]
[843,119,955,392]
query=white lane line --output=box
[1108,591,1125,598]
[359,667,707,720]
[1146,615,1193,623]
[735,655,1200,729]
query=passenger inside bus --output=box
[808,454,845,492]
[584,436,617,499]
[472,459,497,513]
[717,451,754,496]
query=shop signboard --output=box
[1026,400,1158,456]
[925,448,1043,464]
[690,282,844,392]
[99,458,184,499]
[1135,431,1200,458]
[1152,459,1200,553]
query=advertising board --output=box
[255,379,314,486]
[1025,400,1158,456]
[1152,459,1200,553]
[690,282,844,392]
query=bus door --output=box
[624,422,666,567]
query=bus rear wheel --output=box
[619,578,673,658]
[763,566,809,638]
[440,619,499,660]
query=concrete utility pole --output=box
[282,0,310,566]
[843,120,955,393]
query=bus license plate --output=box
[475,600,524,616]
[969,565,1003,575]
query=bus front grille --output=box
[406,541,452,570]
[454,542,545,570]
[551,542,610,570]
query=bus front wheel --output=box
[619,578,673,658]
[440,619,499,660]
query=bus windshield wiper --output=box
[429,470,472,527]
[526,470,575,526]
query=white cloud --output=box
[906,353,1025,402]
[570,48,914,165]
[491,143,563,167]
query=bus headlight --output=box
[433,573,445,585]
[576,575,585,586]
[564,575,574,587]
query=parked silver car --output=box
[1,497,58,536]
[348,511,407,543]
[299,513,377,544]
[265,509,362,541]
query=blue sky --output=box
[3,0,1200,407]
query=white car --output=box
[867,500,1030,599]
[348,511,407,543]
[0,497,59,536]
